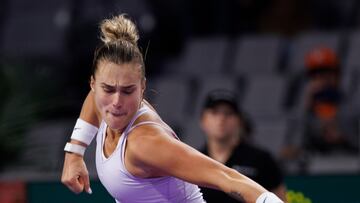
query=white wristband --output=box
[256,192,283,203]
[64,142,86,156]
[71,118,98,145]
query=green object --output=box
[27,181,114,203]
[285,175,360,203]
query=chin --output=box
[108,123,126,132]
[106,118,125,130]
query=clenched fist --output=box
[61,152,92,194]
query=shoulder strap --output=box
[122,106,149,134]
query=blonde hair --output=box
[92,14,145,79]
[100,14,139,45]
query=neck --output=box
[207,135,240,163]
[103,127,124,158]
[107,127,124,140]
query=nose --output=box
[112,93,123,108]
[214,113,227,124]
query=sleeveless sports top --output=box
[95,105,205,203]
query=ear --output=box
[90,76,95,92]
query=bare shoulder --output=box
[125,123,180,177]
[127,123,177,157]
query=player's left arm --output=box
[127,126,282,203]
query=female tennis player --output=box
[61,14,283,203]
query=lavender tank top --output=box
[95,105,205,203]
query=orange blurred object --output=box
[0,181,26,203]
[305,46,339,70]
[314,102,337,120]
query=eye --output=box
[122,89,134,95]
[102,87,115,93]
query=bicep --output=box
[158,141,228,189]
[129,128,232,191]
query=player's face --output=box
[91,60,145,132]
[201,104,241,142]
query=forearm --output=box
[69,91,100,147]
[224,168,267,203]
[223,168,284,203]
[195,165,266,202]
[79,91,100,128]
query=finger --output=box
[69,185,82,194]
[67,179,83,194]
[78,175,85,192]
[82,173,92,194]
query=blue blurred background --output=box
[0,0,359,202]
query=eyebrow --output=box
[100,83,136,89]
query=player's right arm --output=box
[79,91,101,129]
[70,91,101,147]
[61,91,100,194]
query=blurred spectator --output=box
[302,46,358,153]
[198,90,287,202]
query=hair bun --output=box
[100,14,139,45]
